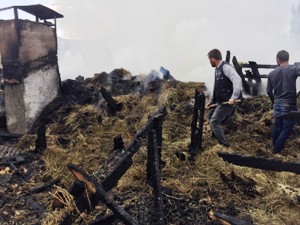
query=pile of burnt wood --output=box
[53,106,167,225]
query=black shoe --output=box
[221,143,230,148]
[272,149,281,154]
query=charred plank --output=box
[240,63,277,69]
[28,178,59,194]
[189,90,205,158]
[35,122,47,153]
[100,87,123,115]
[146,130,164,225]
[232,56,250,94]
[100,140,141,191]
[95,107,166,191]
[214,212,252,225]
[225,50,231,63]
[218,152,300,174]
[67,163,138,225]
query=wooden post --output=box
[146,130,164,225]
[232,56,251,94]
[189,90,205,158]
[13,7,18,20]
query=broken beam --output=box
[213,212,252,225]
[240,64,277,69]
[67,163,138,225]
[218,152,300,174]
[100,87,123,115]
[146,130,164,225]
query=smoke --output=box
[291,2,300,37]
[2,0,298,92]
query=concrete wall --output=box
[0,19,61,134]
[0,20,19,64]
[4,84,26,134]
[18,20,57,64]
[23,64,60,132]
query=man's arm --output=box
[266,77,274,103]
[223,64,242,101]
[295,62,300,76]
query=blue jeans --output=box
[272,103,297,153]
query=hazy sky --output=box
[1,0,300,90]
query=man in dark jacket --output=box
[267,50,300,154]
[207,49,242,147]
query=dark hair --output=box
[208,49,222,60]
[276,50,289,62]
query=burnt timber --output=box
[218,152,300,174]
[100,87,123,115]
[189,89,205,158]
[229,51,277,95]
[58,107,167,224]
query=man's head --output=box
[208,49,222,67]
[276,50,289,65]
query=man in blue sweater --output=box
[267,50,300,154]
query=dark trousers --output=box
[272,103,297,153]
[208,104,234,146]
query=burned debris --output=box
[227,52,277,96]
[0,4,299,225]
[54,107,167,224]
[189,89,206,158]
[100,87,123,115]
[218,152,300,174]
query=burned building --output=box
[0,5,63,134]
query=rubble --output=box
[0,68,299,224]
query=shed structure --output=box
[0,4,63,134]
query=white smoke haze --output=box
[1,0,300,91]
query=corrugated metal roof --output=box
[0,4,63,20]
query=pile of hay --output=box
[33,73,300,225]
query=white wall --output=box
[24,64,60,132]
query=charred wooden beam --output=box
[28,178,59,194]
[232,56,251,94]
[152,107,166,168]
[248,61,262,82]
[67,163,138,225]
[189,89,200,157]
[225,50,231,63]
[100,87,123,115]
[214,212,252,225]
[113,135,125,151]
[134,106,167,140]
[197,91,205,150]
[35,122,47,152]
[89,213,118,225]
[58,107,167,215]
[240,63,277,69]
[218,152,300,174]
[189,90,205,158]
[244,74,268,79]
[89,206,132,225]
[146,130,164,225]
[100,140,141,191]
[96,107,166,191]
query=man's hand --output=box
[206,103,213,108]
[228,99,236,105]
[206,102,217,109]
